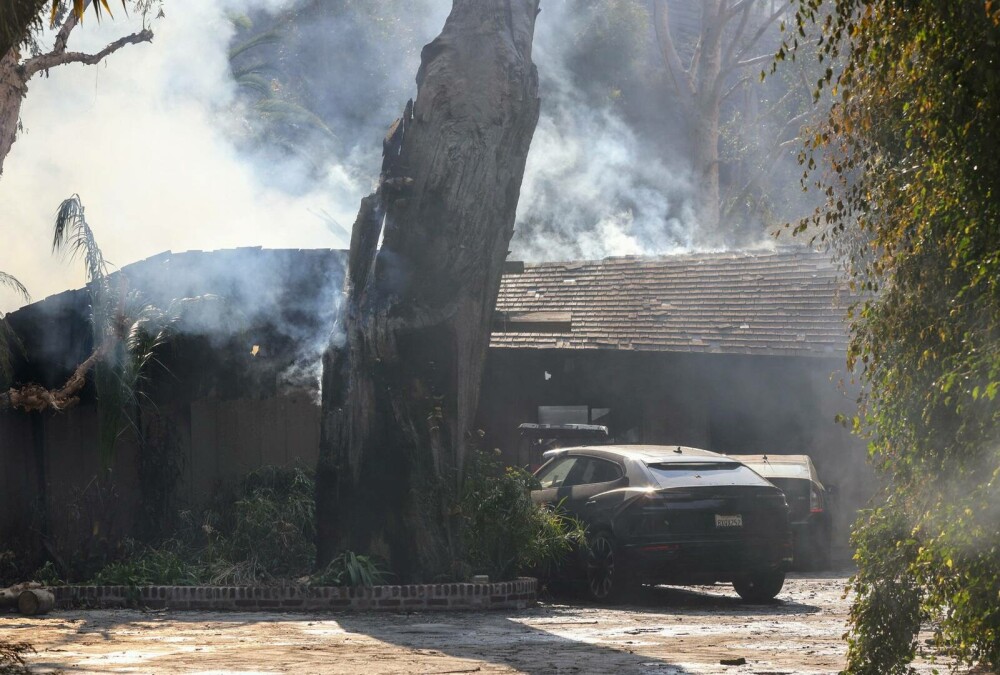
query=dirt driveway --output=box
[0,572,966,674]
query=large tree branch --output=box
[653,0,696,109]
[23,27,152,79]
[1,343,108,413]
[732,3,786,67]
[725,0,756,20]
[721,0,753,72]
[50,4,82,56]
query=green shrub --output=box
[91,540,203,586]
[311,551,390,587]
[222,465,316,579]
[89,465,318,586]
[458,450,586,581]
[30,561,64,587]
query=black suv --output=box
[729,454,833,570]
[531,445,793,602]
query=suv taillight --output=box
[810,485,824,513]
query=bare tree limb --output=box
[721,0,753,70]
[734,3,786,63]
[721,108,813,222]
[725,0,757,20]
[735,53,777,70]
[652,0,696,108]
[721,73,753,103]
[49,4,82,56]
[24,27,152,78]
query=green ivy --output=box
[786,2,1000,671]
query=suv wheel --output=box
[585,532,632,602]
[733,570,785,603]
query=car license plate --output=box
[715,514,743,528]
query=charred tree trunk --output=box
[316,0,541,581]
[0,49,27,178]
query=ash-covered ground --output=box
[1,572,973,674]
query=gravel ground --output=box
[0,572,975,674]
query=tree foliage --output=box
[458,450,586,582]
[788,2,1000,672]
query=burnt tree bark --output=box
[316,0,541,581]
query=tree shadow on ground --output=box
[335,609,699,675]
[6,578,831,673]
[12,607,700,674]
[333,583,822,674]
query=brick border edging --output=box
[50,578,536,612]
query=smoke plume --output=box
[0,0,697,314]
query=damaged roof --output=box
[491,247,849,357]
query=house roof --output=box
[10,246,849,382]
[491,247,849,358]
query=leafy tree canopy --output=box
[788,2,1000,672]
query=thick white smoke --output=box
[0,0,714,315]
[0,0,364,313]
[514,0,700,261]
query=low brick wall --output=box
[51,578,536,612]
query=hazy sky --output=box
[0,0,736,314]
[0,1,363,313]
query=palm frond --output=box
[226,12,253,32]
[254,98,336,139]
[228,30,280,62]
[0,271,30,304]
[50,0,127,27]
[53,194,111,287]
[234,72,274,98]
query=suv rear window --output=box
[646,462,770,488]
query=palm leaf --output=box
[234,72,274,98]
[228,30,281,62]
[0,270,29,384]
[50,0,127,26]
[254,98,336,139]
[53,194,111,288]
[227,12,253,32]
[0,272,30,304]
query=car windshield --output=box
[646,462,769,488]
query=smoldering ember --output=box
[0,2,998,675]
